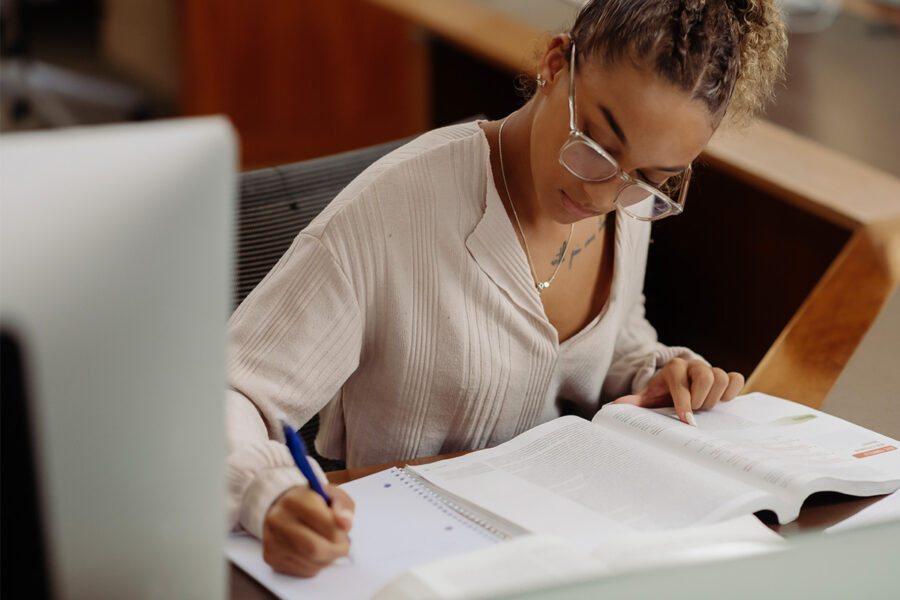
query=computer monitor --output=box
[1,117,235,598]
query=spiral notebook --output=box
[226,467,516,600]
[227,465,786,600]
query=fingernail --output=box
[685,412,697,427]
[337,508,355,523]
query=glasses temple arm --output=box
[568,41,578,131]
[677,165,693,209]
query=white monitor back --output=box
[1,117,235,599]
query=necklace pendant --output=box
[536,281,549,291]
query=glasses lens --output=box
[616,184,672,221]
[560,140,617,181]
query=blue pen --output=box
[279,416,332,506]
[280,416,354,564]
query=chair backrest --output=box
[235,136,411,470]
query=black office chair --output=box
[236,136,414,470]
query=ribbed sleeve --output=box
[225,389,327,537]
[229,233,364,434]
[227,231,363,534]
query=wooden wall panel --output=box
[181,0,431,169]
[644,167,852,378]
[745,219,900,408]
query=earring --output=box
[536,73,546,88]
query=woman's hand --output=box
[262,483,355,577]
[613,358,743,425]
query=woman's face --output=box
[530,40,716,224]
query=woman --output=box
[227,0,786,577]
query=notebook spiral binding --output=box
[389,468,511,542]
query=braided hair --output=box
[568,0,786,124]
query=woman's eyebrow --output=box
[599,105,628,146]
[598,105,689,174]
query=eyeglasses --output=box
[558,41,692,222]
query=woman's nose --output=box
[582,177,625,207]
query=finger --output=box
[701,368,730,411]
[281,488,345,542]
[611,394,644,405]
[612,365,678,408]
[263,539,325,577]
[328,485,356,531]
[266,515,350,566]
[687,362,714,412]
[663,361,694,425]
[722,372,745,401]
[265,551,321,577]
[264,520,349,577]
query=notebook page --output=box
[227,468,497,600]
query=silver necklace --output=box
[498,115,573,293]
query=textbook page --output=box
[705,393,900,477]
[374,515,785,600]
[226,468,497,600]
[595,393,900,521]
[408,416,772,550]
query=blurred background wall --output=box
[3,0,898,173]
[102,0,180,101]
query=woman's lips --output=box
[560,190,601,220]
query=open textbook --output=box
[228,393,900,599]
[407,393,900,549]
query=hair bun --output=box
[568,0,786,124]
[727,0,787,124]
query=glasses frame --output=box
[558,41,692,222]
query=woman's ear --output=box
[535,33,572,94]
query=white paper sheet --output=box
[227,468,497,599]
[373,515,785,600]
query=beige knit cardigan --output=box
[225,122,701,537]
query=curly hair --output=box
[568,0,787,125]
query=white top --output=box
[225,121,701,537]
